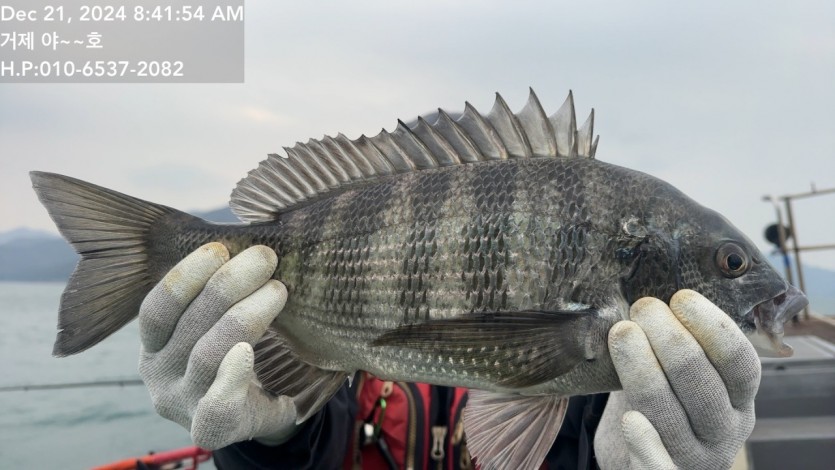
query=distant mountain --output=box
[2,210,833,316]
[0,227,56,244]
[787,261,835,316]
[0,236,77,281]
[197,206,239,223]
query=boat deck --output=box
[784,314,835,342]
[737,314,835,470]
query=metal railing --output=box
[763,185,835,320]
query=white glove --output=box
[138,242,299,449]
[594,290,760,469]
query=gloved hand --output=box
[594,290,761,469]
[138,242,299,449]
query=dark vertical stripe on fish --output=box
[461,162,518,312]
[399,169,452,324]
[539,160,592,308]
[326,179,399,323]
[279,195,339,298]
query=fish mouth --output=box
[745,285,808,358]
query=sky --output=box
[1,0,834,270]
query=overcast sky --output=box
[1,0,834,270]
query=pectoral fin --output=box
[372,310,595,387]
[463,391,569,470]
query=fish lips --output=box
[745,285,808,358]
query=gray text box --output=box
[0,0,244,83]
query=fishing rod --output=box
[0,378,144,392]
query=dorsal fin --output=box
[230,89,599,222]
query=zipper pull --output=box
[451,419,465,445]
[431,425,447,461]
[361,397,388,446]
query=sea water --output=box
[0,282,214,469]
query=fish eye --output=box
[715,242,750,278]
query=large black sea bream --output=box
[32,90,807,469]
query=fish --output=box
[31,89,808,469]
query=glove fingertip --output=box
[608,321,644,350]
[669,289,702,307]
[669,289,722,322]
[201,242,231,263]
[622,411,660,451]
[224,280,288,337]
[182,243,230,285]
[629,297,666,318]
[264,280,289,312]
[213,246,278,297]
[164,243,230,297]
[247,245,279,271]
[669,289,741,342]
[248,392,300,446]
[622,410,677,468]
[622,410,650,429]
[215,342,255,391]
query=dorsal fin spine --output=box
[290,144,339,189]
[392,120,440,169]
[262,155,301,201]
[354,134,397,176]
[435,108,483,163]
[252,162,297,206]
[330,134,377,178]
[412,116,461,166]
[285,147,327,198]
[577,110,595,158]
[458,101,508,160]
[369,130,418,173]
[305,139,353,186]
[590,135,600,159]
[284,147,328,193]
[269,154,311,199]
[246,162,288,207]
[235,178,288,212]
[487,92,532,158]
[518,89,557,157]
[549,91,577,157]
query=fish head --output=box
[620,203,807,358]
[674,208,808,358]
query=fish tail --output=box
[30,171,194,357]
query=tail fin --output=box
[30,172,182,357]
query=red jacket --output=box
[346,374,470,470]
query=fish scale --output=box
[32,89,807,470]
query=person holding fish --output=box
[135,244,762,470]
[33,91,807,469]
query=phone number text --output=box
[2,60,184,78]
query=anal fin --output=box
[463,390,569,470]
[253,329,349,423]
